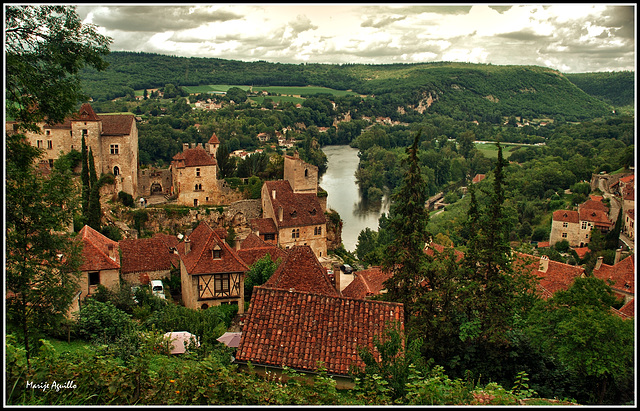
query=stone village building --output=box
[6,103,139,198]
[549,195,614,247]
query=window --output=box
[194,183,203,191]
[36,140,43,148]
[562,233,567,238]
[113,166,120,176]
[292,228,300,239]
[562,222,568,228]
[212,248,221,259]
[314,226,322,235]
[196,168,201,177]
[265,233,275,241]
[82,129,88,137]
[581,221,588,229]
[48,159,54,168]
[110,144,119,155]
[47,140,53,149]
[88,271,100,286]
[45,130,51,136]
[215,274,230,293]
[194,199,199,207]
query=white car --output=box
[150,280,166,299]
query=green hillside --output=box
[80,51,614,121]
[564,71,634,107]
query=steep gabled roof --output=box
[119,235,178,274]
[552,210,579,224]
[237,233,288,267]
[579,208,612,228]
[593,255,635,295]
[264,180,325,228]
[263,245,339,296]
[179,222,248,275]
[236,286,404,376]
[76,103,100,121]
[513,252,585,299]
[208,133,220,144]
[342,266,392,299]
[77,225,120,271]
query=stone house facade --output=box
[76,225,121,301]
[259,154,328,259]
[177,222,248,312]
[549,196,613,247]
[171,139,220,207]
[7,103,139,198]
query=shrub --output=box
[77,299,137,343]
[118,191,135,207]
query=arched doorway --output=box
[113,166,120,176]
[150,182,162,195]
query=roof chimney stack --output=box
[614,247,622,265]
[595,256,604,270]
[539,255,549,273]
[185,237,191,254]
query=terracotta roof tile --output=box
[264,180,326,228]
[100,114,135,136]
[578,208,612,228]
[119,235,178,274]
[579,198,608,213]
[593,255,635,295]
[208,133,220,144]
[179,222,248,275]
[77,225,120,271]
[172,146,216,167]
[513,252,585,299]
[236,286,404,375]
[553,210,579,224]
[617,298,635,319]
[263,245,339,296]
[424,243,465,262]
[238,233,288,266]
[619,175,635,184]
[250,218,278,234]
[342,267,392,299]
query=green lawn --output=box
[474,142,521,159]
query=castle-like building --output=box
[7,103,139,197]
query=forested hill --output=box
[80,51,615,121]
[564,71,634,107]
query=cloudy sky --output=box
[77,3,636,73]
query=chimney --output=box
[595,256,604,270]
[272,189,276,200]
[278,206,283,222]
[539,255,549,273]
[183,143,189,151]
[333,263,341,293]
[614,247,622,265]
[184,237,191,254]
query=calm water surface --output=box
[319,145,391,252]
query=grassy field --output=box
[173,85,359,97]
[474,142,522,159]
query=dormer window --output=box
[310,208,317,216]
[212,246,222,259]
[291,210,297,218]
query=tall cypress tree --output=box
[87,147,101,230]
[80,136,90,217]
[382,130,431,321]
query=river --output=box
[319,145,391,252]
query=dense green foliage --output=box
[565,71,634,107]
[80,52,614,121]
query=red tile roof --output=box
[263,245,339,296]
[208,133,220,144]
[424,243,465,262]
[342,266,392,299]
[553,210,579,224]
[472,174,486,183]
[537,241,550,248]
[617,298,635,319]
[572,247,590,259]
[100,114,135,136]
[623,187,634,201]
[119,235,178,274]
[236,286,404,376]
[264,180,326,228]
[619,175,635,184]
[172,146,216,168]
[237,233,288,267]
[179,222,248,275]
[77,103,100,121]
[593,255,635,295]
[250,218,278,234]
[513,252,585,299]
[579,208,612,228]
[77,225,120,271]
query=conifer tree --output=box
[382,130,431,321]
[81,136,90,216]
[87,147,101,230]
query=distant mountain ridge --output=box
[80,51,622,121]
